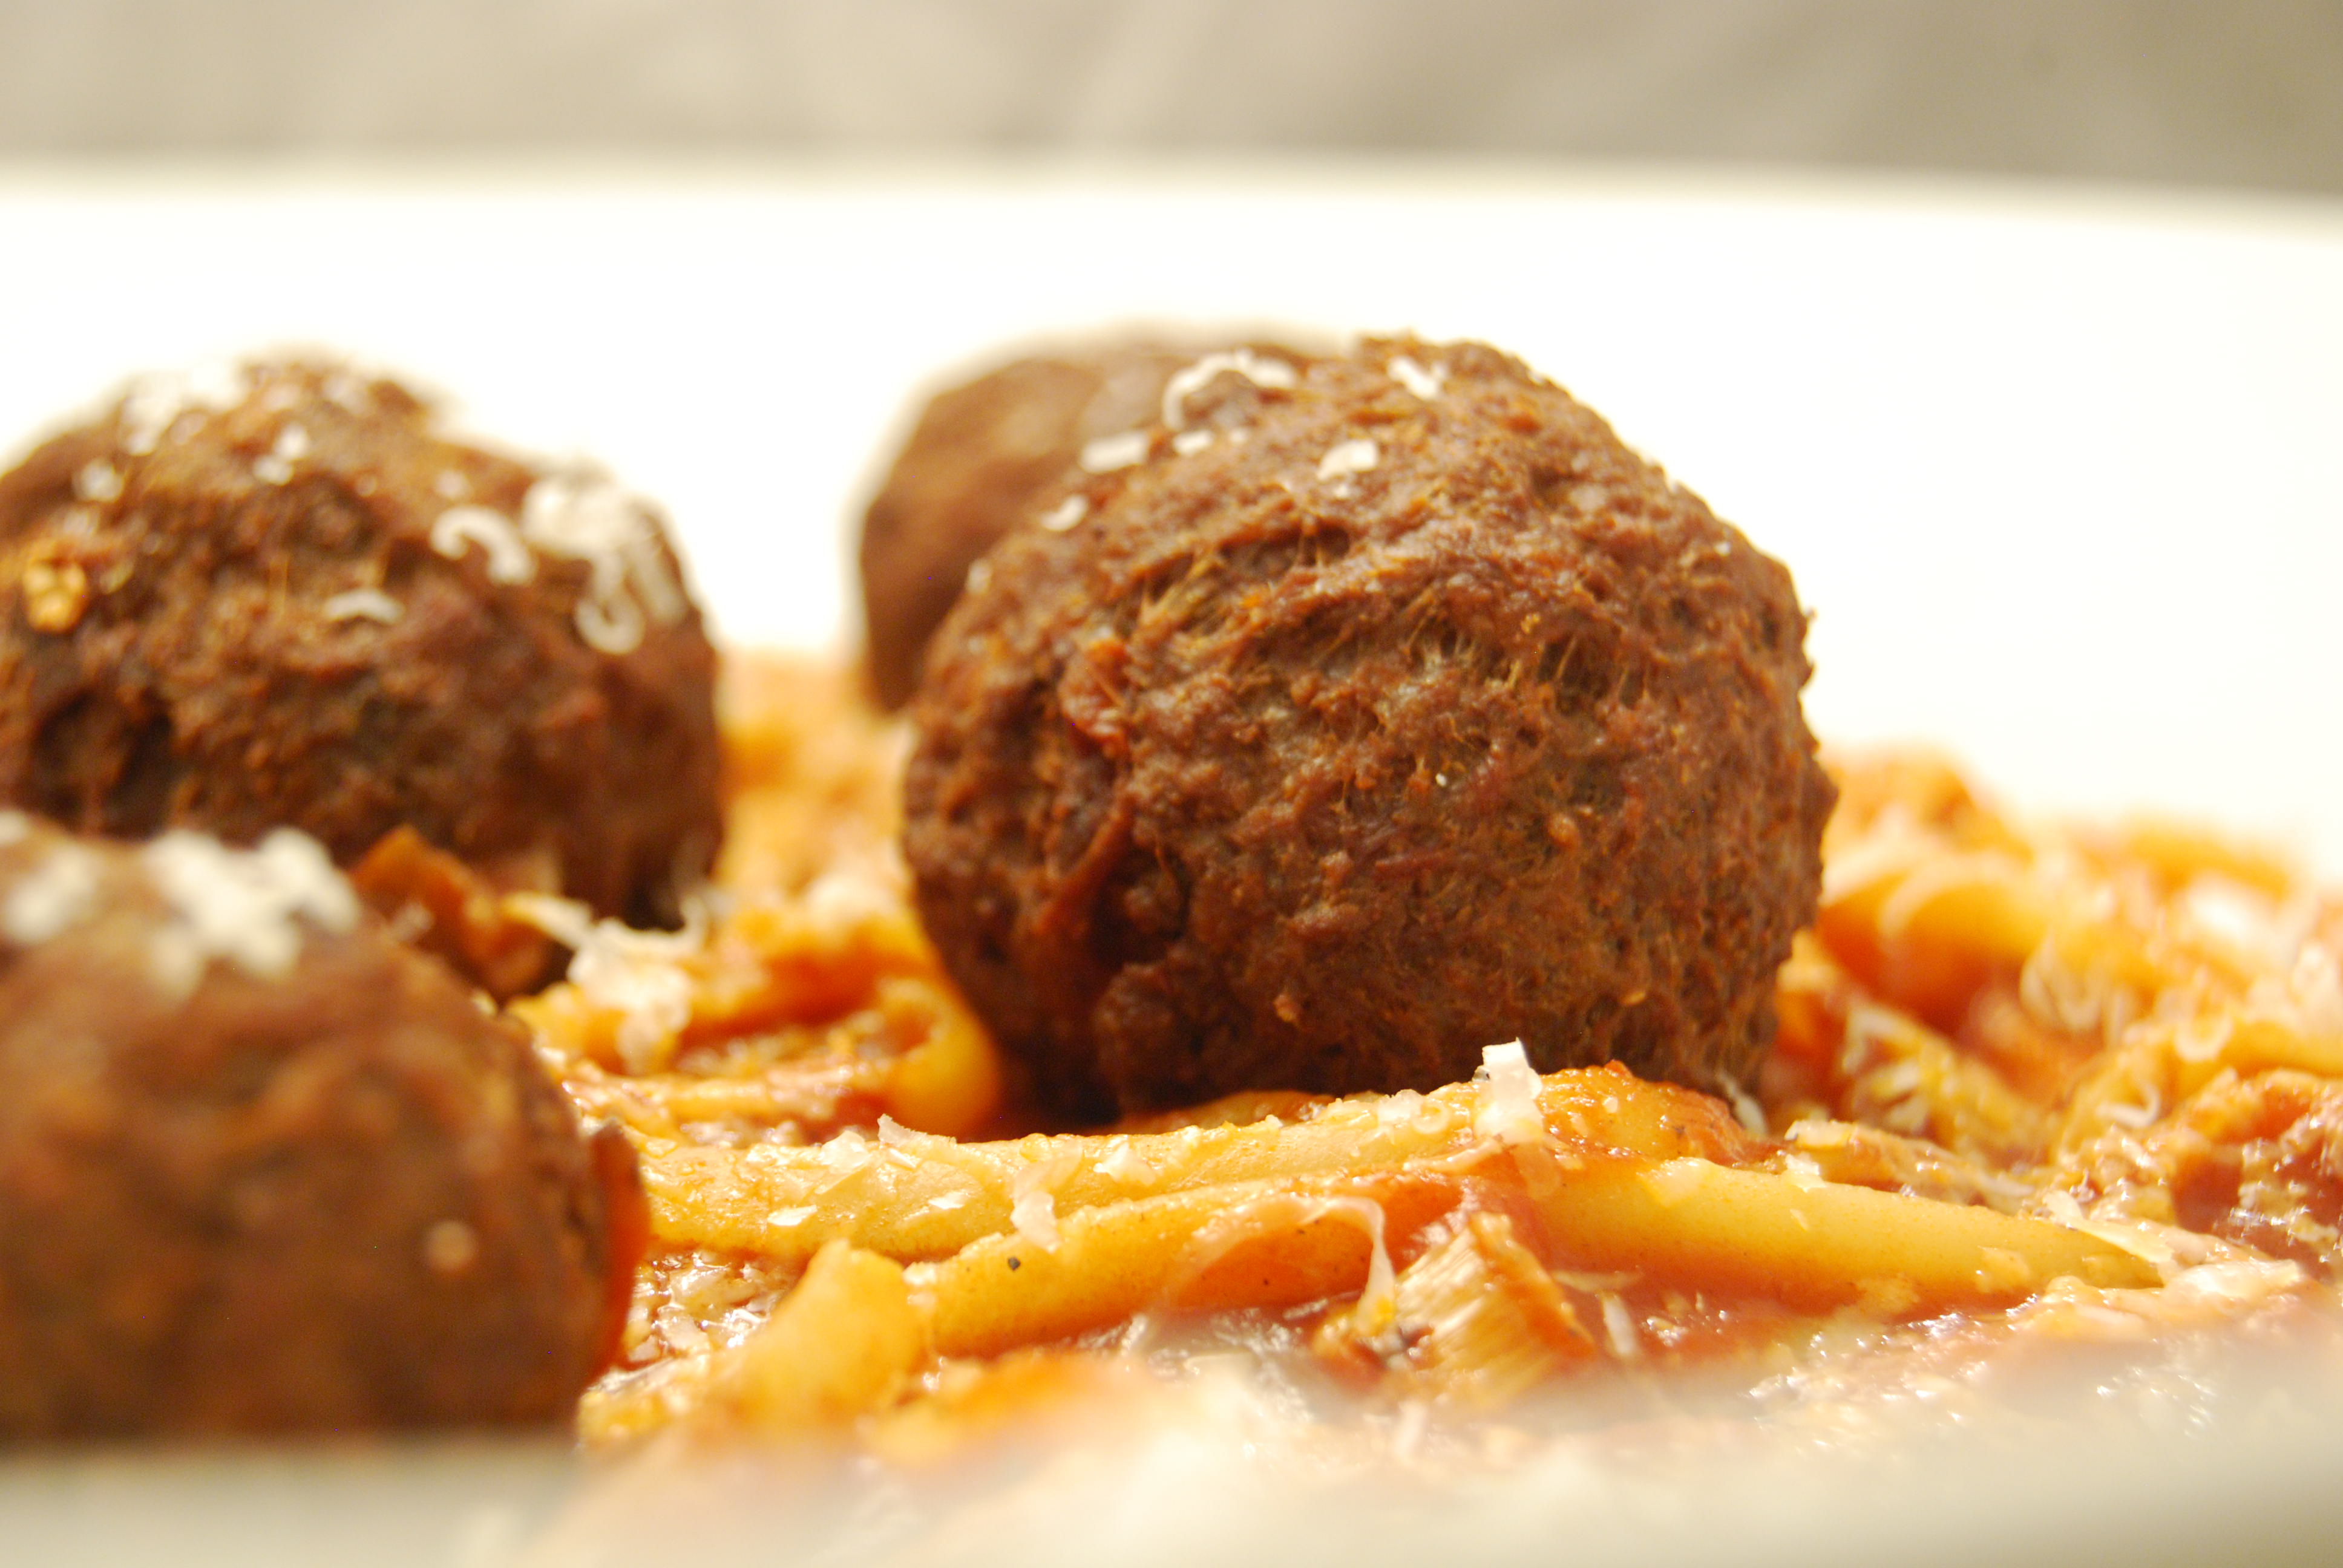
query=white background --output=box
[3,166,2336,866]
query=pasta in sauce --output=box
[532,652,2343,1457]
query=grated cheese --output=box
[1374,1089,1425,1133]
[1386,356,1444,400]
[1717,1073,1768,1135]
[2036,1189,2183,1278]
[1642,1160,1707,1206]
[1311,1196,1397,1333]
[321,370,373,416]
[1598,1294,1642,1361]
[1159,349,1297,430]
[1316,439,1379,482]
[2,841,103,946]
[1078,431,1150,474]
[1038,495,1088,532]
[431,506,536,586]
[118,362,251,455]
[321,587,404,625]
[1472,1040,1546,1145]
[1009,1149,1084,1252]
[2163,1258,2307,1310]
[1096,1137,1158,1186]
[522,899,707,1074]
[254,422,310,485]
[73,460,122,504]
[519,470,689,655]
[1171,430,1214,457]
[139,829,360,999]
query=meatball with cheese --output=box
[858,342,1201,709]
[0,359,720,926]
[0,814,642,1436]
[903,337,1835,1120]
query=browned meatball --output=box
[903,338,1834,1120]
[860,341,1239,709]
[0,359,721,926]
[0,813,643,1437]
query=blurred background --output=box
[0,0,2336,194]
[0,0,2339,860]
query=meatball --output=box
[903,337,1835,1120]
[860,341,1242,709]
[0,358,721,926]
[0,812,643,1437]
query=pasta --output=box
[539,656,2343,1453]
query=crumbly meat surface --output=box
[859,344,1217,710]
[0,815,643,1437]
[904,337,1835,1119]
[0,359,721,926]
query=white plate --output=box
[3,161,2341,1563]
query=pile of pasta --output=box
[525,655,2343,1454]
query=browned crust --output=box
[905,337,1834,1119]
[0,361,721,925]
[0,819,640,1436]
[859,342,1227,710]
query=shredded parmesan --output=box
[1316,439,1379,483]
[139,829,360,999]
[1078,431,1150,473]
[1472,1040,1547,1145]
[1374,1089,1425,1133]
[1642,1160,1707,1206]
[1038,495,1088,532]
[526,901,707,1074]
[2,841,103,946]
[505,892,595,950]
[2036,1189,2183,1278]
[73,460,122,503]
[1313,1196,1397,1333]
[1009,1149,1084,1252]
[322,370,373,416]
[2163,1258,2307,1310]
[1096,1137,1158,1186]
[519,470,689,655]
[1171,430,1214,457]
[254,422,310,485]
[1717,1073,1768,1135]
[1386,356,1444,400]
[321,587,404,625]
[1159,349,1297,430]
[431,506,536,586]
[1598,1294,1642,1361]
[117,362,250,455]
